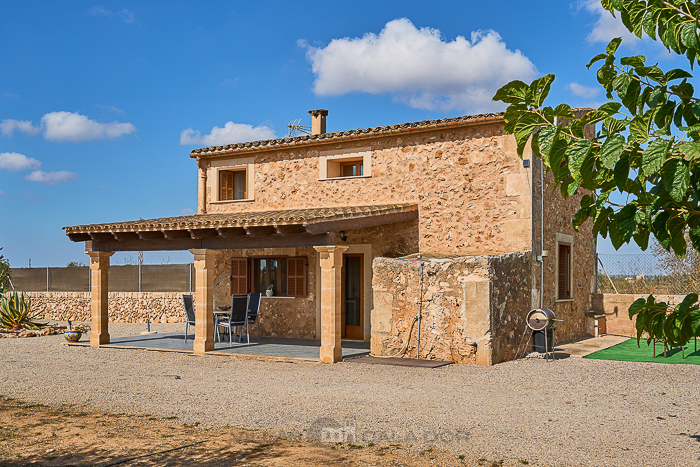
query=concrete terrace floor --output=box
[68,332,371,361]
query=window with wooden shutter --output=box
[558,244,571,300]
[230,258,248,295]
[287,257,307,297]
[219,169,247,201]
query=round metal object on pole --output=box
[526,309,556,331]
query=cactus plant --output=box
[0,292,46,330]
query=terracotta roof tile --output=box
[189,112,505,157]
[63,203,417,234]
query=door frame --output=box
[342,253,364,340]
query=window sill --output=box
[555,298,574,303]
[210,199,254,204]
[262,296,298,299]
[318,175,372,181]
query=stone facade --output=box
[191,116,596,363]
[371,252,531,365]
[201,123,533,256]
[27,292,187,323]
[213,248,318,339]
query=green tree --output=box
[493,0,700,347]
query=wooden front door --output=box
[343,254,363,339]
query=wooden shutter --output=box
[287,257,306,297]
[230,258,248,295]
[220,171,234,201]
[558,244,571,300]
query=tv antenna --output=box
[287,118,311,137]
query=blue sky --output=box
[0,1,679,267]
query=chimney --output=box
[308,109,328,135]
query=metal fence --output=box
[597,253,698,295]
[9,264,195,293]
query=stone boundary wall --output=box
[26,292,188,324]
[590,293,688,337]
[371,251,532,366]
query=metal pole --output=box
[416,257,423,359]
[597,256,619,294]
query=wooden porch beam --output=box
[84,232,334,252]
[187,228,219,240]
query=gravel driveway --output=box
[1,323,697,467]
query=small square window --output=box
[219,169,246,201]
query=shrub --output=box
[0,292,46,330]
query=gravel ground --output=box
[1,322,698,467]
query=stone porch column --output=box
[87,251,114,347]
[314,245,348,363]
[190,249,215,354]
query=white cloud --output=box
[1,112,136,141]
[96,104,125,114]
[568,82,600,98]
[2,92,19,99]
[0,119,41,137]
[88,6,135,23]
[179,208,196,215]
[300,18,537,112]
[88,6,112,16]
[580,0,638,44]
[180,122,276,146]
[118,9,135,23]
[41,111,136,141]
[25,170,79,186]
[0,152,41,172]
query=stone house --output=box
[64,109,596,365]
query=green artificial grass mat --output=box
[584,337,700,365]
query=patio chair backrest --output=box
[247,293,261,322]
[230,295,248,323]
[183,294,195,324]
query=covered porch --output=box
[63,203,417,362]
[66,333,370,361]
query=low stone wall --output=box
[590,293,689,337]
[371,251,532,366]
[26,292,187,323]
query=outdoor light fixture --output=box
[339,231,347,241]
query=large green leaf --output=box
[610,204,638,248]
[642,138,670,176]
[614,153,630,190]
[600,134,626,169]
[668,214,688,256]
[513,113,547,157]
[493,80,530,105]
[663,158,690,201]
[566,139,592,175]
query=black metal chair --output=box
[244,293,262,344]
[216,295,248,345]
[183,294,195,343]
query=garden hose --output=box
[370,314,419,358]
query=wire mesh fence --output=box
[597,253,698,295]
[8,264,195,292]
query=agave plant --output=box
[0,292,46,330]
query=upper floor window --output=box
[319,147,371,180]
[219,169,247,201]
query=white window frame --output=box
[318,147,372,181]
[209,157,255,204]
